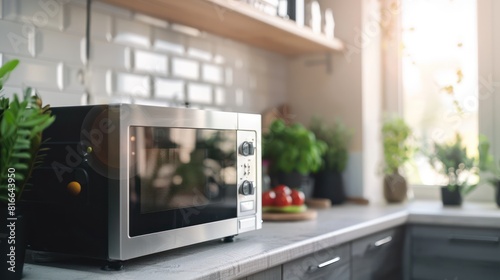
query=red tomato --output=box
[273,184,291,195]
[274,191,292,207]
[290,189,305,206]
[262,190,276,207]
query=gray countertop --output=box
[22,201,500,280]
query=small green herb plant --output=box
[0,59,55,204]
[478,134,500,185]
[382,116,412,175]
[309,117,352,173]
[263,119,326,175]
[429,133,479,195]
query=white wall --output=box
[472,0,499,201]
[289,0,384,203]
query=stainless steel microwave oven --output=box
[23,104,262,261]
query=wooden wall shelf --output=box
[101,0,345,56]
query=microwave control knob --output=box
[239,141,254,156]
[240,180,254,196]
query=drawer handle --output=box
[449,235,500,244]
[308,256,340,272]
[373,236,393,247]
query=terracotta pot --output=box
[383,172,407,203]
[441,186,462,206]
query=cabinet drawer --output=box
[283,243,350,280]
[411,257,500,280]
[410,225,500,262]
[352,226,405,280]
[245,266,282,280]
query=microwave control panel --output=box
[236,130,258,229]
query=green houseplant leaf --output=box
[382,116,413,175]
[0,60,55,204]
[429,133,480,195]
[263,119,326,175]
[309,117,353,173]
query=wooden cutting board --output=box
[262,209,317,221]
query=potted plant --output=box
[263,119,326,197]
[381,116,412,203]
[478,134,500,207]
[429,133,479,206]
[0,59,55,280]
[309,117,352,204]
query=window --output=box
[401,0,478,186]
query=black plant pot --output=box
[270,171,314,198]
[440,186,462,206]
[0,207,26,280]
[313,171,346,205]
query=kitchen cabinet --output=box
[351,226,405,280]
[282,243,350,280]
[101,0,344,55]
[407,225,500,280]
[245,266,282,280]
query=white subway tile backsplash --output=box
[3,0,64,31]
[134,50,168,75]
[90,11,112,41]
[115,72,150,97]
[64,2,86,35]
[202,64,222,84]
[3,55,59,90]
[0,20,35,56]
[93,95,132,105]
[215,40,248,69]
[171,23,200,37]
[92,1,132,18]
[225,67,233,86]
[213,54,224,64]
[87,67,110,96]
[61,63,85,91]
[90,40,130,69]
[0,86,85,106]
[187,83,212,104]
[36,28,83,64]
[155,78,184,101]
[114,17,151,48]
[215,87,225,106]
[134,13,168,29]
[36,89,85,106]
[187,37,212,61]
[235,88,244,106]
[153,27,185,55]
[132,98,168,107]
[248,73,257,90]
[0,0,288,113]
[172,57,199,80]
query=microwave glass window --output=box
[130,127,237,213]
[128,126,238,236]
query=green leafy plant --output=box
[429,133,479,195]
[382,116,412,175]
[0,59,55,204]
[478,134,500,186]
[263,119,326,175]
[309,117,352,173]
